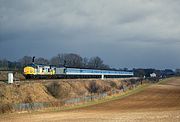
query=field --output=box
[1,77,180,122]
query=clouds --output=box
[0,0,180,68]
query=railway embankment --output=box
[0,77,145,114]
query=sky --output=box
[0,0,180,69]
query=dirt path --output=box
[1,77,180,122]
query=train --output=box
[23,63,134,79]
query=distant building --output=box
[150,73,156,77]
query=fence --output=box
[64,93,107,104]
[13,102,47,111]
[0,93,108,113]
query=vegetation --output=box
[50,83,150,112]
[0,53,178,78]
[0,53,110,71]
[133,68,176,78]
[46,82,69,99]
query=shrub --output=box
[0,104,13,114]
[46,82,69,99]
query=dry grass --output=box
[0,71,25,81]
[0,78,130,105]
[0,83,56,104]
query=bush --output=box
[110,81,117,88]
[86,81,100,94]
[46,82,69,99]
[0,104,13,114]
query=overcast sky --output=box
[0,0,180,69]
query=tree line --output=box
[0,53,110,70]
[0,53,178,77]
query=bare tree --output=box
[50,56,59,66]
[88,56,102,69]
[50,54,65,66]
[19,56,32,67]
[35,57,49,65]
[50,53,110,69]
[82,57,89,68]
[64,53,83,68]
[46,82,69,99]
[0,59,8,70]
[86,81,100,101]
[88,56,109,69]
[100,64,110,70]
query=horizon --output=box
[0,55,178,71]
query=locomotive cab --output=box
[23,63,36,79]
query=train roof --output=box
[26,63,65,68]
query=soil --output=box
[0,77,180,122]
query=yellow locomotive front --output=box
[23,64,37,79]
[23,63,56,79]
[24,66,35,75]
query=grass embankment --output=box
[58,77,176,111]
[57,77,174,111]
[48,83,150,112]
